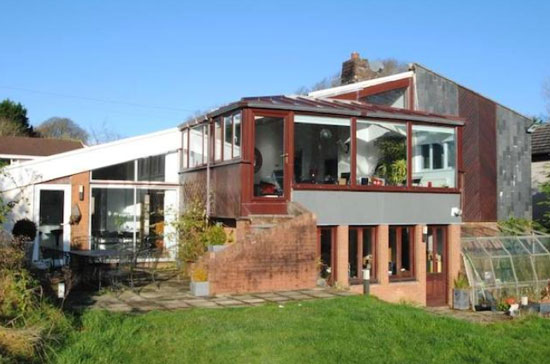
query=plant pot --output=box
[527,302,541,313]
[453,288,470,310]
[208,245,227,253]
[540,302,550,315]
[190,281,210,297]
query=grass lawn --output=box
[52,296,550,364]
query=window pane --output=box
[320,228,333,279]
[426,228,435,274]
[92,160,135,181]
[401,227,411,273]
[202,125,209,164]
[294,115,350,185]
[182,130,188,169]
[91,188,135,246]
[138,155,165,182]
[362,228,375,280]
[224,116,233,160]
[137,190,165,250]
[362,88,407,109]
[412,125,456,188]
[189,126,203,167]
[233,112,241,158]
[356,120,407,186]
[433,144,444,169]
[349,229,358,279]
[389,227,397,276]
[421,144,430,169]
[214,119,222,161]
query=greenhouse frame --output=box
[462,233,550,309]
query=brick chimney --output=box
[340,52,377,85]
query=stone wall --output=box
[496,105,532,220]
[203,207,318,295]
[413,64,459,116]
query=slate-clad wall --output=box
[496,106,532,220]
[414,65,459,116]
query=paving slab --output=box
[159,300,191,310]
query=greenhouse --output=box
[462,233,550,309]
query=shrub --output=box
[453,273,470,289]
[205,223,226,246]
[12,219,37,242]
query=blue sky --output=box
[1,0,549,138]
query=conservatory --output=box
[462,234,550,308]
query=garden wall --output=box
[203,205,318,295]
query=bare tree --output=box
[296,57,408,95]
[88,121,122,145]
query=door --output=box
[35,185,71,253]
[426,226,448,306]
[251,111,290,201]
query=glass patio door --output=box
[252,112,289,199]
[35,185,71,253]
[426,226,448,306]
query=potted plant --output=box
[453,273,470,310]
[206,223,227,253]
[190,266,209,297]
[539,281,550,315]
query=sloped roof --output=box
[180,95,465,129]
[0,136,84,157]
[1,128,180,192]
[532,123,550,156]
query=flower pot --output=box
[208,245,227,253]
[190,281,210,297]
[453,289,470,310]
[540,302,550,315]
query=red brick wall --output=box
[204,211,318,295]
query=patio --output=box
[66,274,359,313]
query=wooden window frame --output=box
[348,226,377,284]
[317,226,337,286]
[389,225,415,282]
[292,113,461,194]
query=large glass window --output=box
[294,115,351,185]
[138,155,165,182]
[349,227,376,282]
[137,190,165,249]
[189,125,204,167]
[361,88,407,109]
[91,188,135,245]
[92,187,174,250]
[389,226,414,280]
[412,125,456,188]
[92,161,135,181]
[356,120,407,186]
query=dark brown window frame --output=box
[389,225,415,282]
[348,226,377,284]
[318,226,337,286]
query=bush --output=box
[205,223,226,246]
[0,232,72,362]
[12,219,37,242]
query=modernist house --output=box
[532,123,550,223]
[0,54,533,307]
[0,135,84,165]
[179,54,532,306]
